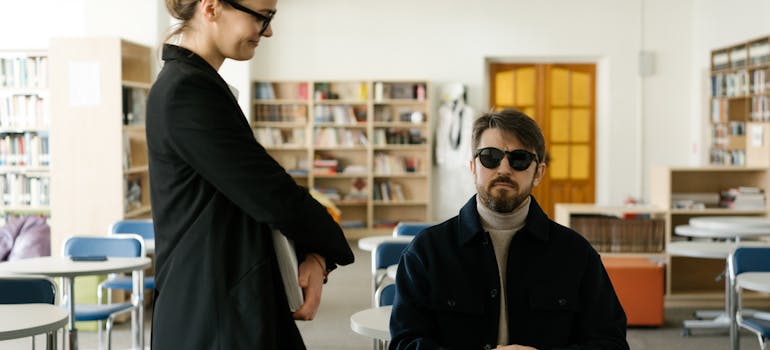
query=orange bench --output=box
[602,257,665,327]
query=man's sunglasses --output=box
[220,0,276,35]
[474,147,538,171]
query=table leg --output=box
[131,269,145,350]
[67,277,77,350]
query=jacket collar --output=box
[457,194,550,245]
[161,44,220,77]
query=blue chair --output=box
[392,222,433,237]
[63,235,145,350]
[371,241,409,306]
[0,276,58,349]
[99,220,155,308]
[729,247,770,350]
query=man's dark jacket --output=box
[146,44,354,349]
[390,195,628,350]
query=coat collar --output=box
[161,44,220,77]
[457,194,550,245]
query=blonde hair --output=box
[164,0,199,43]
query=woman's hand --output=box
[292,253,326,320]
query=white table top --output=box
[0,304,68,341]
[675,224,770,239]
[690,216,770,230]
[386,265,398,280]
[668,241,770,259]
[0,256,151,277]
[737,272,770,294]
[351,305,391,341]
[358,236,413,252]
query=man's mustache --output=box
[489,177,516,188]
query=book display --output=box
[0,50,51,222]
[50,38,152,252]
[252,80,431,238]
[710,36,770,166]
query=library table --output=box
[351,305,391,349]
[0,256,150,350]
[0,304,68,350]
[357,236,413,252]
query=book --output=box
[271,229,304,312]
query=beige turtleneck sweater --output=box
[476,195,530,346]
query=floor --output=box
[1,243,765,349]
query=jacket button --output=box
[557,298,567,307]
[490,289,498,298]
[484,344,492,350]
[447,299,456,308]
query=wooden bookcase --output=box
[252,80,432,239]
[709,35,770,166]
[650,166,770,306]
[0,50,51,224]
[50,38,152,253]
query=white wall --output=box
[690,0,770,165]
[252,0,656,219]
[0,0,87,49]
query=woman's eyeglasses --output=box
[220,0,276,35]
[474,147,538,171]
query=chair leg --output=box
[31,335,35,350]
[98,320,104,350]
[107,317,114,350]
[46,330,56,350]
[760,334,767,350]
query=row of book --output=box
[752,96,770,121]
[314,180,369,203]
[373,82,426,101]
[373,153,421,174]
[254,82,310,100]
[254,127,305,147]
[313,105,367,124]
[0,56,48,89]
[720,187,765,210]
[124,178,143,212]
[0,94,48,129]
[750,69,770,94]
[711,98,728,123]
[0,173,50,207]
[570,216,665,253]
[254,104,308,123]
[121,86,146,126]
[314,82,367,101]
[373,105,426,123]
[373,180,407,202]
[0,133,50,167]
[372,128,426,146]
[709,147,746,166]
[712,72,751,97]
[313,128,368,147]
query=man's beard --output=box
[478,176,532,213]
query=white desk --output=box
[737,272,770,294]
[0,304,68,350]
[358,236,413,252]
[690,216,770,230]
[0,256,151,350]
[351,305,391,342]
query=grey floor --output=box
[2,243,765,349]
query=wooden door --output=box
[488,63,596,218]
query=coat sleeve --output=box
[390,249,449,350]
[163,75,353,266]
[557,250,629,350]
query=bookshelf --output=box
[649,166,770,306]
[50,38,153,253]
[709,35,770,166]
[0,50,51,224]
[252,80,431,238]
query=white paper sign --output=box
[750,124,764,147]
[68,62,101,107]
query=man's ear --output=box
[469,158,476,177]
[532,162,546,187]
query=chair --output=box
[729,247,770,350]
[371,241,409,306]
[0,276,58,349]
[391,222,433,237]
[99,220,155,308]
[63,235,145,350]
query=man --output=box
[389,109,628,350]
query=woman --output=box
[146,0,354,349]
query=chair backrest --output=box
[110,220,154,240]
[373,241,409,272]
[730,247,770,278]
[0,276,56,304]
[63,234,145,258]
[392,222,433,237]
[378,284,396,306]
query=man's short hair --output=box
[471,109,546,164]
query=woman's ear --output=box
[199,0,219,21]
